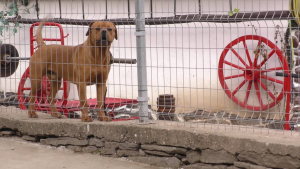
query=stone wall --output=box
[1,110,300,169]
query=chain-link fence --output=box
[1,0,299,133]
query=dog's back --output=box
[30,19,84,81]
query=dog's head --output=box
[86,21,118,47]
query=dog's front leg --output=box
[97,83,111,121]
[76,82,93,122]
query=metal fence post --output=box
[135,0,149,123]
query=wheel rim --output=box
[18,68,51,110]
[218,35,289,111]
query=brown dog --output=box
[28,20,117,122]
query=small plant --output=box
[0,1,35,43]
[228,8,240,16]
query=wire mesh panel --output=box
[0,0,299,134]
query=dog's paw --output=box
[51,112,62,118]
[28,112,38,118]
[81,116,93,122]
[98,116,112,122]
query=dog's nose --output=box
[101,30,107,40]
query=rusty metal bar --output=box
[58,0,62,19]
[229,0,232,12]
[82,0,85,19]
[174,0,176,16]
[6,11,291,25]
[105,0,108,19]
[198,0,201,14]
[35,0,39,19]
[128,0,130,19]
[150,0,153,18]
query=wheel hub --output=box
[1,54,10,65]
[244,68,262,81]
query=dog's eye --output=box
[95,28,101,31]
[107,28,113,31]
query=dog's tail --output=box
[35,19,47,46]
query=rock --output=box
[15,131,22,137]
[22,135,38,142]
[105,142,119,149]
[82,146,98,153]
[40,137,88,146]
[181,163,227,169]
[88,138,104,148]
[237,152,300,169]
[175,154,185,159]
[186,150,201,164]
[127,156,182,168]
[234,162,271,169]
[119,142,139,150]
[67,146,82,152]
[1,131,15,136]
[262,154,300,169]
[237,151,264,166]
[181,158,189,165]
[200,149,237,164]
[139,149,146,156]
[144,150,173,157]
[141,145,187,155]
[226,166,239,169]
[100,147,116,155]
[116,150,140,157]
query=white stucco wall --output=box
[0,0,289,116]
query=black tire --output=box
[0,44,19,77]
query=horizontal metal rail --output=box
[6,11,292,26]
[5,56,136,64]
[5,57,30,60]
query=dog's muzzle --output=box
[101,30,107,41]
[95,30,111,45]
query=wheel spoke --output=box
[232,80,247,96]
[257,49,275,68]
[225,73,244,80]
[242,40,252,66]
[254,81,264,107]
[244,81,252,105]
[260,66,283,73]
[257,78,276,100]
[224,60,246,70]
[261,75,284,84]
[231,48,249,68]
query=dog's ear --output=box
[86,22,94,36]
[113,23,118,40]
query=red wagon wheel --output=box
[218,35,289,111]
[18,67,54,110]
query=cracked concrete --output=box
[1,108,300,160]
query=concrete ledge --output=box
[1,108,300,168]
